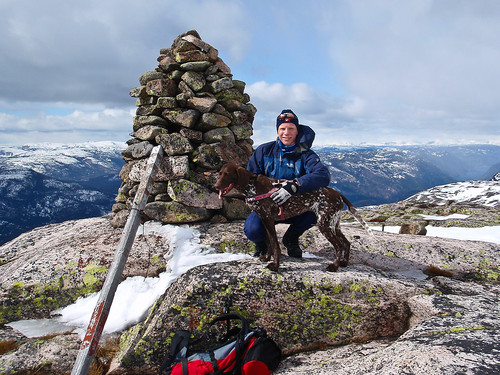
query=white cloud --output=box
[246,80,500,147]
[319,1,500,116]
[0,0,250,106]
[1,0,499,146]
[0,106,134,145]
[246,81,366,118]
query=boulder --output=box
[196,112,232,131]
[121,141,153,161]
[145,78,177,97]
[230,122,253,141]
[143,201,212,223]
[139,71,166,86]
[202,127,236,144]
[155,133,193,156]
[192,142,248,170]
[186,96,217,113]
[276,291,500,375]
[131,125,167,142]
[132,115,169,131]
[1,218,499,374]
[181,71,206,92]
[167,179,222,209]
[114,259,424,372]
[220,197,251,220]
[162,109,199,129]
[128,156,189,182]
[0,217,168,323]
[399,222,428,235]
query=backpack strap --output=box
[209,349,219,373]
[181,357,188,375]
[207,314,249,375]
[207,313,249,338]
[160,314,250,375]
[159,329,190,375]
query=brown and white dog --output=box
[215,162,372,272]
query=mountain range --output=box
[0,142,125,245]
[318,144,500,206]
[0,142,499,245]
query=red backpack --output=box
[159,313,281,375]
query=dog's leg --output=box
[337,227,351,267]
[260,219,281,272]
[317,211,344,272]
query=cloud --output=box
[246,81,371,146]
[318,1,500,117]
[246,80,500,147]
[0,0,252,145]
[0,0,250,106]
[1,0,499,146]
[0,106,134,145]
[247,81,367,117]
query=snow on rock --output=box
[405,180,500,207]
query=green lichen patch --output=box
[0,268,106,324]
[117,264,413,369]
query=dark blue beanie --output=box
[276,109,299,131]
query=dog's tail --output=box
[340,194,373,235]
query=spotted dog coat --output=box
[215,163,372,272]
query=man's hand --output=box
[271,180,298,205]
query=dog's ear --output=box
[235,166,250,189]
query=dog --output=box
[215,162,372,272]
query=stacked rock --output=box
[111,30,255,228]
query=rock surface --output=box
[1,205,499,374]
[0,215,168,324]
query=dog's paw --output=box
[339,260,349,267]
[326,263,339,272]
[259,255,271,262]
[266,262,279,272]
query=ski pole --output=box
[71,145,163,375]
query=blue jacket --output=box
[247,125,330,193]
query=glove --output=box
[271,180,298,205]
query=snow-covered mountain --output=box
[0,141,125,181]
[1,142,499,245]
[317,144,500,206]
[0,142,125,245]
[404,180,500,208]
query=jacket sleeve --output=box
[246,144,264,174]
[296,150,331,193]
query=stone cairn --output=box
[111,30,255,228]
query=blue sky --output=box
[1,0,500,146]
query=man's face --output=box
[278,122,298,146]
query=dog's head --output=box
[215,163,250,198]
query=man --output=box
[244,109,331,258]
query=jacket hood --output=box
[278,124,315,154]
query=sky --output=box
[1,0,500,146]
[6,220,500,339]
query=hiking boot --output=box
[253,242,267,257]
[282,227,302,258]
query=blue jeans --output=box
[243,210,317,243]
